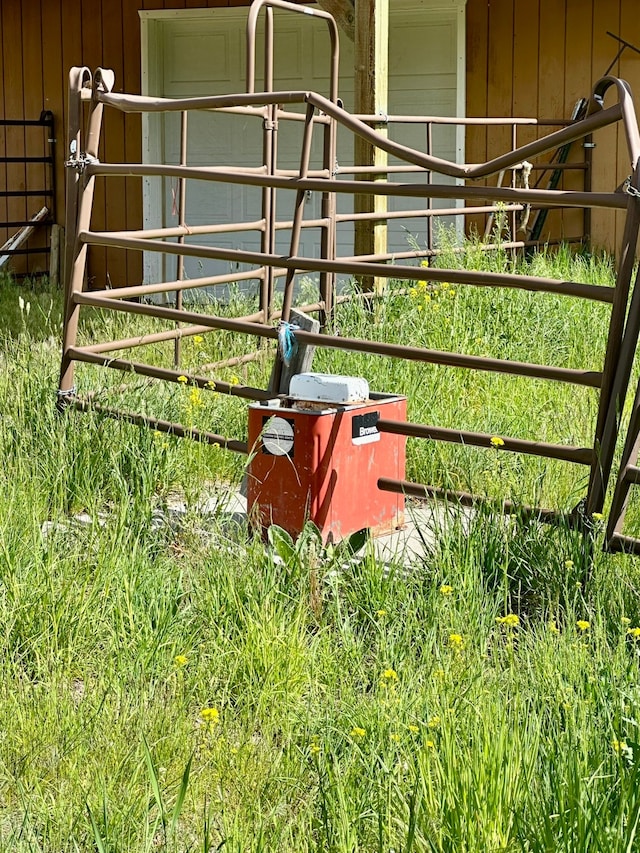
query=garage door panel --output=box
[148,5,464,286]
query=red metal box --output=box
[247,393,407,542]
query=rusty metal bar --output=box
[377,420,594,465]
[79,230,616,304]
[281,101,316,323]
[69,398,249,454]
[70,291,602,388]
[86,163,628,210]
[67,346,273,401]
[377,477,571,526]
[174,109,188,368]
[246,0,339,104]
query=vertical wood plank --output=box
[102,0,128,287]
[354,0,388,292]
[0,0,7,249]
[2,1,27,271]
[465,0,489,236]
[590,1,621,253]
[536,0,566,241]
[485,0,514,192]
[122,0,143,283]
[562,0,592,242]
[22,0,47,274]
[41,0,64,239]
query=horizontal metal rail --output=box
[86,163,628,211]
[377,420,594,465]
[71,291,603,387]
[79,230,616,304]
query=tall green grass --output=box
[0,247,639,851]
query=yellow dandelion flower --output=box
[612,739,628,753]
[376,609,388,618]
[425,739,435,748]
[174,654,188,667]
[310,743,321,755]
[177,375,188,384]
[409,287,418,297]
[439,584,453,596]
[193,335,204,345]
[200,707,220,724]
[350,726,366,738]
[627,627,640,638]
[449,633,464,649]
[565,559,574,570]
[576,620,590,632]
[229,375,240,385]
[382,668,399,682]
[212,442,221,450]
[408,724,420,733]
[205,380,216,390]
[189,387,203,407]
[390,733,400,742]
[490,436,505,447]
[496,614,519,628]
[427,716,440,729]
[418,280,428,290]
[592,512,604,521]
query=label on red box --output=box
[352,410,380,445]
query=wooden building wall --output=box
[466,0,640,253]
[1,0,639,285]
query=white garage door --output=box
[140,1,465,290]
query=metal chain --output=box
[623,175,640,198]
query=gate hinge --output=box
[64,152,99,174]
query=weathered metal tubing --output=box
[85,162,629,210]
[116,220,267,240]
[376,420,594,465]
[587,187,640,513]
[69,398,249,454]
[71,291,602,388]
[376,477,568,525]
[67,346,273,401]
[87,267,270,301]
[246,0,339,103]
[281,101,317,323]
[79,230,616,304]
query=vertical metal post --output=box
[281,101,316,323]
[174,110,188,368]
[59,68,105,399]
[426,121,433,254]
[587,185,640,513]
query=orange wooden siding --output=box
[0,0,639,283]
[466,0,640,252]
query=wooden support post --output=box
[50,224,62,288]
[354,0,388,294]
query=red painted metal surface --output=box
[247,395,406,542]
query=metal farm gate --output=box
[58,0,640,549]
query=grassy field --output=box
[1,243,640,851]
